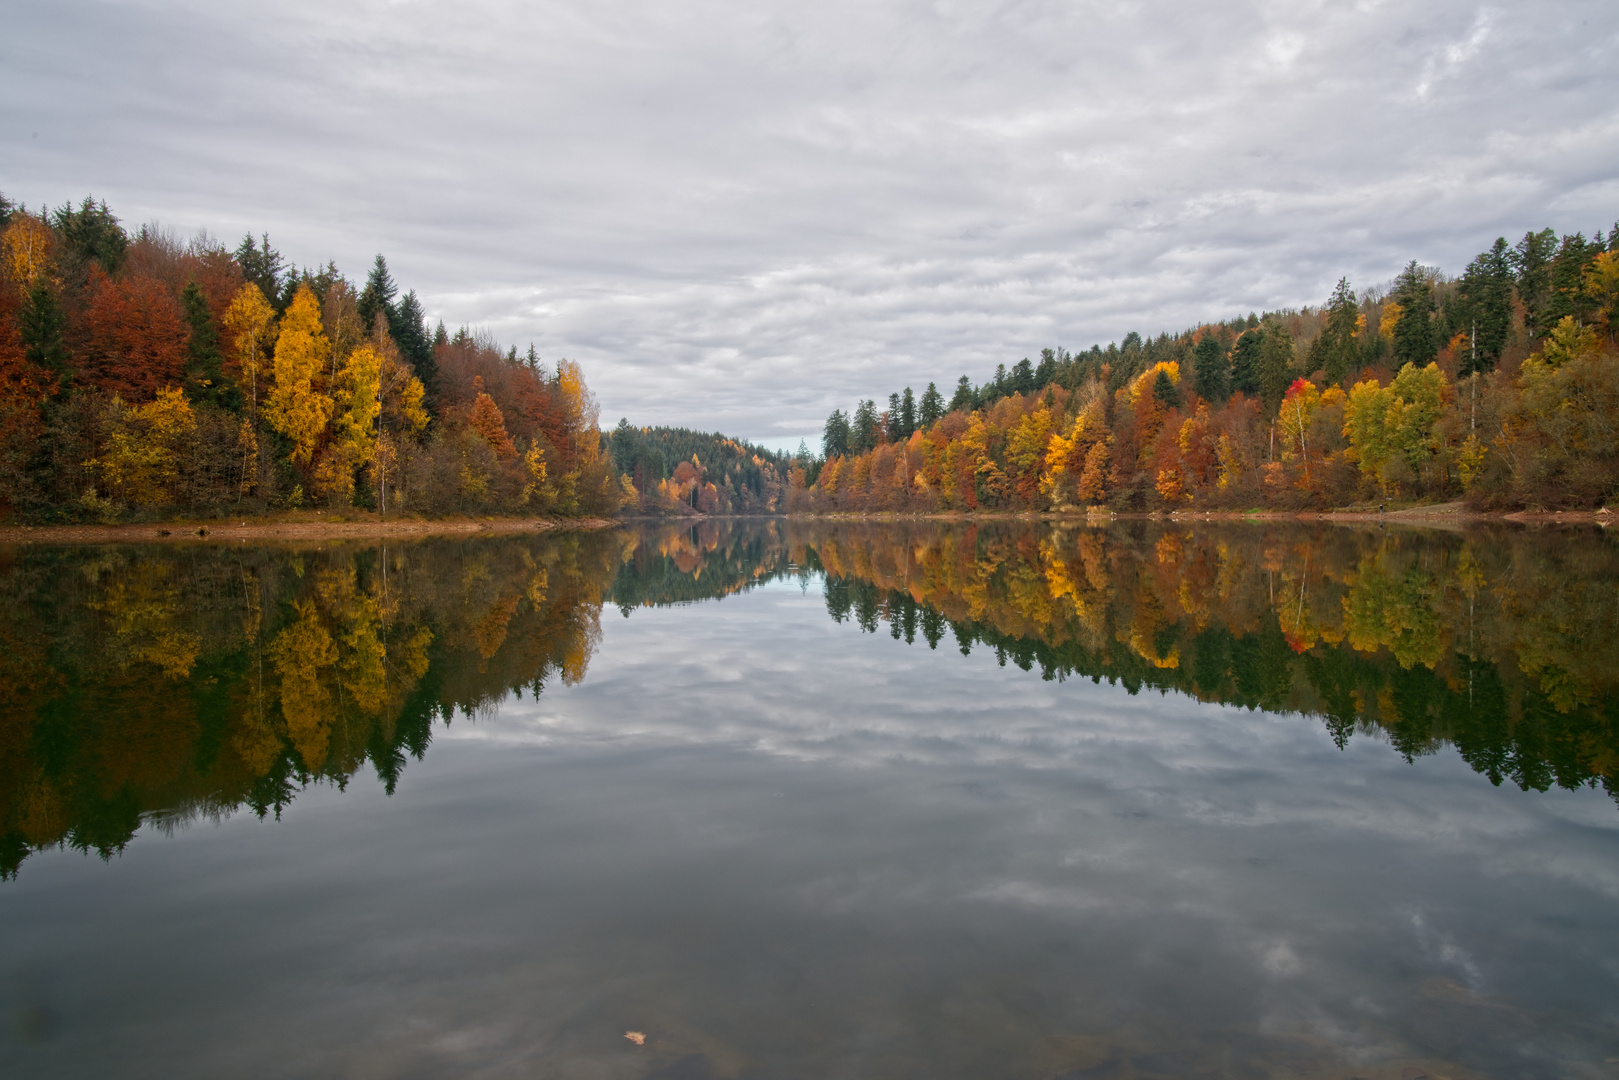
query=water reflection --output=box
[0,532,625,877]
[3,520,1619,1078]
[2,519,1616,880]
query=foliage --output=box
[0,191,611,521]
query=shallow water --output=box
[2,520,1617,1079]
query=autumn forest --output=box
[810,225,1619,513]
[3,193,1618,522]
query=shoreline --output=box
[2,504,1609,544]
[0,514,621,545]
[773,503,1616,526]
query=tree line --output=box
[605,422,798,515]
[809,224,1619,512]
[0,193,619,520]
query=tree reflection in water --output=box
[2,519,1615,878]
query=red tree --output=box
[80,265,187,399]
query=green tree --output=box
[181,281,234,409]
[822,409,850,459]
[51,196,127,283]
[949,375,974,413]
[1545,232,1602,328]
[358,254,397,334]
[1456,239,1513,376]
[1512,228,1558,340]
[1390,261,1437,369]
[885,392,902,443]
[851,399,879,454]
[234,234,286,313]
[1152,366,1181,410]
[1257,321,1295,416]
[19,280,69,394]
[1192,333,1229,402]
[390,290,438,409]
[1230,330,1263,397]
[900,387,916,438]
[1315,278,1360,387]
[919,382,944,429]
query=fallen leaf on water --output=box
[625,1031,646,1046]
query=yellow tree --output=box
[221,283,278,416]
[264,284,334,470]
[1,214,54,289]
[222,283,278,496]
[315,343,382,502]
[85,387,197,507]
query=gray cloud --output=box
[4,0,1617,446]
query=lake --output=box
[2,520,1617,1079]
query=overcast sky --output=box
[5,1,1617,448]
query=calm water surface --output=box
[2,521,1617,1079]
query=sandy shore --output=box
[782,502,1616,526]
[0,514,620,545]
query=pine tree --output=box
[1257,321,1295,416]
[1512,228,1558,340]
[851,399,879,454]
[919,382,944,428]
[1457,239,1513,376]
[391,290,438,408]
[900,387,916,438]
[358,254,397,332]
[885,392,902,443]
[52,196,127,283]
[1192,333,1229,403]
[1152,367,1180,410]
[1316,278,1360,387]
[19,280,69,394]
[1229,330,1263,397]
[1390,261,1437,368]
[233,234,285,311]
[949,375,974,413]
[181,281,233,409]
[822,409,850,458]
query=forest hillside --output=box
[0,194,619,521]
[808,225,1619,512]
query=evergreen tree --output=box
[20,280,69,394]
[1035,348,1059,387]
[949,375,974,413]
[850,399,879,454]
[391,291,439,411]
[52,196,127,283]
[1192,333,1229,403]
[1456,239,1513,376]
[822,409,850,459]
[1316,278,1360,387]
[180,281,234,409]
[1390,261,1437,368]
[1152,367,1180,410]
[1512,228,1558,340]
[1011,358,1035,395]
[919,382,944,428]
[885,392,902,443]
[1257,321,1295,416]
[358,254,398,332]
[234,234,285,312]
[900,387,916,438]
[1230,330,1263,397]
[1546,231,1602,327]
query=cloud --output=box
[3,0,1617,447]
[1415,9,1494,99]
